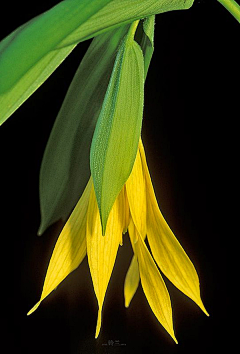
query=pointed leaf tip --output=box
[37,223,46,236]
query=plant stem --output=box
[126,20,140,43]
[217,0,240,23]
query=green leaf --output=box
[0,0,113,93]
[38,25,129,235]
[0,16,77,125]
[0,0,193,125]
[90,22,145,234]
[0,44,76,125]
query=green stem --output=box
[126,20,140,43]
[217,0,240,23]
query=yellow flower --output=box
[28,139,208,343]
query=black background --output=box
[1,1,238,353]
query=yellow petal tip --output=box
[202,305,210,317]
[27,301,41,316]
[167,328,178,344]
[124,288,135,309]
[195,297,209,317]
[124,298,130,308]
[172,334,178,345]
[95,309,102,339]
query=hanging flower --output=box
[28,140,208,343]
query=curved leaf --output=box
[0,44,76,125]
[0,0,113,93]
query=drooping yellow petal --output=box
[27,179,92,315]
[124,254,140,308]
[139,140,208,316]
[86,186,125,338]
[128,222,177,344]
[125,147,147,242]
[124,144,147,301]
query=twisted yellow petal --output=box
[86,186,125,338]
[27,179,92,315]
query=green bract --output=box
[90,22,145,234]
[0,0,194,125]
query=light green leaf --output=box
[0,0,113,93]
[90,23,145,234]
[0,44,76,125]
[0,0,193,124]
[38,25,129,235]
